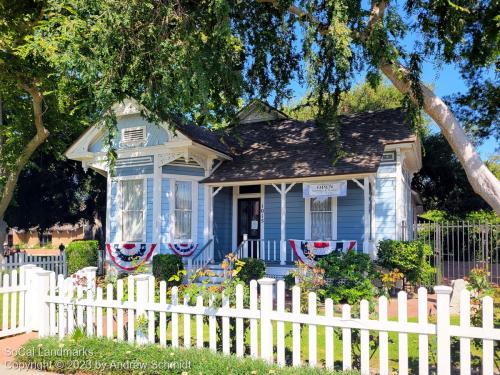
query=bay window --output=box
[121,179,145,242]
[174,180,193,240]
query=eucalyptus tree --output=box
[42,0,498,212]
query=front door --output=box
[237,198,261,255]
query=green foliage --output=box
[16,337,357,375]
[376,240,435,286]
[237,258,266,283]
[151,254,184,286]
[317,251,377,305]
[66,240,99,275]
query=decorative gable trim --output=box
[236,100,288,124]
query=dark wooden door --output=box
[237,198,261,247]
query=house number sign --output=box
[303,181,347,198]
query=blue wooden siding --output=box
[337,181,364,247]
[110,181,118,243]
[89,114,169,152]
[375,177,396,241]
[146,178,153,243]
[115,165,154,176]
[162,165,205,176]
[160,178,170,253]
[213,187,233,261]
[197,184,205,245]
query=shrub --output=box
[16,337,357,375]
[376,239,435,286]
[317,251,377,305]
[152,254,184,285]
[66,240,99,275]
[237,258,265,283]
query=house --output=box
[66,99,422,275]
[6,221,90,249]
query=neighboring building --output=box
[66,99,422,274]
[7,222,89,248]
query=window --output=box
[174,181,193,240]
[121,179,144,242]
[310,197,334,240]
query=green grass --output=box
[16,336,358,375]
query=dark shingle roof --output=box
[175,122,230,155]
[201,108,416,183]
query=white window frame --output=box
[117,177,147,243]
[304,197,337,240]
[169,178,198,242]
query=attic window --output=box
[121,126,145,146]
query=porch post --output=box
[369,176,377,258]
[363,177,370,254]
[209,186,223,261]
[280,183,287,265]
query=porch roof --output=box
[202,108,416,184]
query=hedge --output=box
[66,240,99,275]
[16,337,358,375]
[152,254,184,286]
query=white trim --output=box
[304,197,338,240]
[203,185,209,243]
[205,173,373,187]
[112,174,153,181]
[232,188,238,250]
[395,148,403,240]
[105,176,112,243]
[161,173,204,181]
[363,177,370,253]
[260,185,265,242]
[152,157,161,245]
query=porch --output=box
[203,177,378,267]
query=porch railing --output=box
[237,235,293,264]
[186,239,213,274]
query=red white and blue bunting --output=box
[289,239,357,267]
[106,243,157,271]
[167,242,198,257]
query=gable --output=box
[88,114,173,153]
[236,100,288,124]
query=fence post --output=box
[435,285,452,375]
[134,274,149,345]
[258,277,275,363]
[22,265,40,332]
[62,252,68,276]
[243,234,248,258]
[35,270,52,337]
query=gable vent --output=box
[121,127,145,145]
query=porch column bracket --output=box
[352,178,365,190]
[212,186,223,198]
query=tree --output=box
[412,134,492,215]
[38,0,497,213]
[4,153,106,243]
[0,1,94,247]
[284,81,404,120]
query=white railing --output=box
[237,235,292,263]
[1,252,67,276]
[34,270,499,374]
[186,239,213,274]
[0,268,28,338]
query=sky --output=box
[283,3,498,161]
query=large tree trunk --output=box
[381,63,500,214]
[0,85,49,220]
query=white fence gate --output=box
[1,252,67,276]
[24,270,498,375]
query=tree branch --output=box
[0,85,49,218]
[258,0,500,213]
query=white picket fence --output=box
[1,252,67,277]
[0,267,29,338]
[23,269,498,375]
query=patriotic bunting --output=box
[289,239,357,267]
[106,243,157,271]
[167,242,199,257]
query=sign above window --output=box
[303,181,347,198]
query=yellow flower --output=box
[37,344,43,348]
[170,352,175,356]
[58,343,65,348]
[182,372,188,375]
